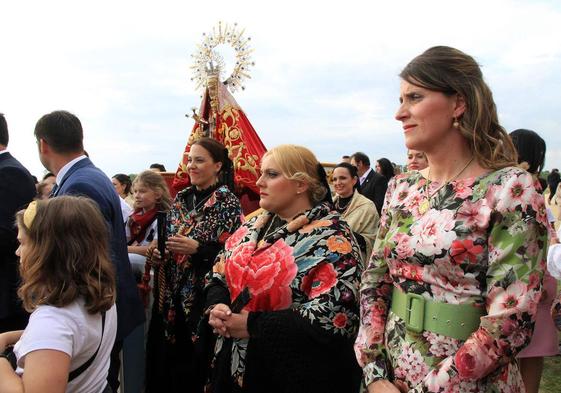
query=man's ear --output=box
[38,138,49,154]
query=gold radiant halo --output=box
[190,21,255,94]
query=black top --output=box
[0,152,36,322]
[334,194,353,214]
[182,183,220,211]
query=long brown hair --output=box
[400,46,517,170]
[16,196,116,314]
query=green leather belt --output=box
[391,287,485,341]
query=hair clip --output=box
[23,201,38,228]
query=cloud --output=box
[1,0,561,178]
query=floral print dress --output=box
[208,202,363,392]
[354,167,548,393]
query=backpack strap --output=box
[68,311,106,382]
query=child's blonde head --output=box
[132,170,172,211]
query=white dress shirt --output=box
[55,155,88,186]
[359,167,373,186]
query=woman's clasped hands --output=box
[208,304,249,339]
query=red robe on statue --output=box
[172,77,266,214]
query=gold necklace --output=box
[418,156,474,214]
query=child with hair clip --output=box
[126,170,172,280]
[0,196,117,393]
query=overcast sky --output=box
[2,0,560,179]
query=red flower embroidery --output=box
[225,240,297,311]
[450,239,484,264]
[300,262,338,299]
[225,226,249,249]
[333,313,348,328]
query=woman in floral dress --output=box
[354,46,548,393]
[145,138,243,393]
[207,145,363,393]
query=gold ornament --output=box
[190,21,255,94]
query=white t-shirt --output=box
[13,300,117,393]
[548,226,561,280]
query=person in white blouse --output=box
[0,196,117,393]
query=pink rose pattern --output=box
[225,239,298,311]
[354,167,548,392]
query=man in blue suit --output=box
[34,110,144,391]
[0,114,36,333]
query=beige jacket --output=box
[334,191,379,265]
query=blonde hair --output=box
[264,145,327,205]
[16,196,116,314]
[400,46,517,170]
[133,170,173,211]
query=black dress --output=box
[145,185,242,393]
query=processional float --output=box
[171,22,267,214]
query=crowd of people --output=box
[0,45,559,393]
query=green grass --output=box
[541,355,561,393]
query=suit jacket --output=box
[358,169,388,215]
[53,157,144,340]
[0,152,36,321]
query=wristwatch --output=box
[0,345,17,370]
